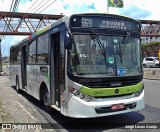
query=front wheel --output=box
[16,77,21,93]
[42,89,53,113]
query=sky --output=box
[0,0,160,56]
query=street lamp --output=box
[0,38,1,72]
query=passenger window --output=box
[10,47,21,64]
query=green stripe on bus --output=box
[36,25,51,36]
[80,82,143,97]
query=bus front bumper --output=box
[67,90,144,118]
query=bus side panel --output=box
[9,65,15,83]
[26,65,50,100]
[10,65,22,88]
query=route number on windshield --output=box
[81,18,92,27]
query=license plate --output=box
[111,103,124,110]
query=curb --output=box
[143,78,160,80]
[143,69,160,80]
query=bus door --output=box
[21,45,27,89]
[50,32,65,108]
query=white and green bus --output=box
[10,13,144,118]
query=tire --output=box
[42,88,53,113]
[143,64,146,68]
[16,77,21,93]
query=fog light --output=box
[79,93,85,99]
[135,91,140,97]
[85,95,92,102]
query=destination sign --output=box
[70,15,141,31]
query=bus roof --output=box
[70,13,140,23]
[11,13,140,48]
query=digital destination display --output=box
[70,15,141,31]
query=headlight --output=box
[131,84,144,98]
[69,88,92,102]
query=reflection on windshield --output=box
[68,34,142,77]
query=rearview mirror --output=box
[65,31,70,49]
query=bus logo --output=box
[2,124,11,129]
[115,89,119,94]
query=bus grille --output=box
[87,79,139,88]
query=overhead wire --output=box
[28,0,44,13]
[26,0,58,14]
[33,0,51,13]
[39,0,57,14]
[26,0,39,13]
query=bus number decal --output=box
[94,91,103,95]
[40,67,48,74]
[81,18,92,27]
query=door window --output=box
[28,40,36,64]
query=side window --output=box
[10,46,21,64]
[145,58,149,61]
[10,48,14,64]
[17,50,21,64]
[37,34,49,64]
[150,58,154,61]
[28,40,36,64]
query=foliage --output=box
[141,42,160,52]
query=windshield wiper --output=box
[90,30,109,73]
[119,32,130,63]
[90,30,106,56]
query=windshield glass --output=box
[67,34,142,77]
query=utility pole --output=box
[0,38,2,73]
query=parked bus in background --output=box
[10,13,144,118]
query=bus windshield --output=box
[68,34,142,77]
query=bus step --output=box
[51,105,61,112]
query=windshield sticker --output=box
[117,68,126,76]
[107,67,115,76]
[107,56,114,64]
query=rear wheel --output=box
[42,88,53,113]
[16,77,21,93]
